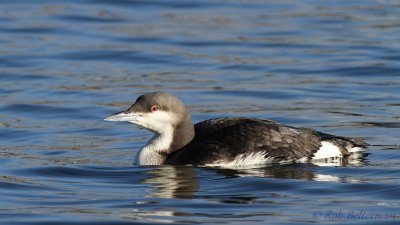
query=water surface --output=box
[1,0,399,224]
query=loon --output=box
[105,92,367,167]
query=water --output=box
[1,0,400,224]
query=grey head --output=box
[105,92,195,154]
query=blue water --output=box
[1,0,400,224]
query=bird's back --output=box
[165,118,366,166]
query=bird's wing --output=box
[195,118,323,162]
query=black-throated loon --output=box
[104,92,367,167]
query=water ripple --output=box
[1,0,399,224]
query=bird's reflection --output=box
[141,154,368,200]
[143,166,199,199]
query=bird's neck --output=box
[135,121,195,165]
[170,118,195,153]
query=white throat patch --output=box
[135,130,174,165]
[133,111,176,165]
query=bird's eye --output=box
[151,105,159,112]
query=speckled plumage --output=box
[165,118,366,165]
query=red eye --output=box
[151,105,159,112]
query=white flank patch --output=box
[312,141,343,160]
[205,152,274,168]
[347,146,364,153]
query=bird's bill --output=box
[104,111,139,122]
